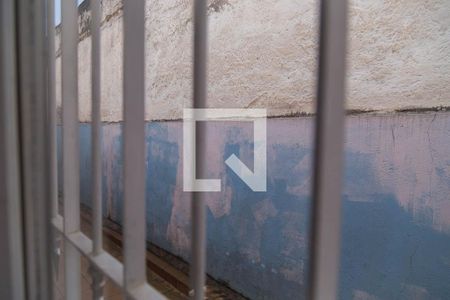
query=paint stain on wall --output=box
[75,112,450,299]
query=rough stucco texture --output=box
[55,0,450,122]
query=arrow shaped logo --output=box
[183,109,267,192]
[224,118,266,191]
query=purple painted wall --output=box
[68,111,450,299]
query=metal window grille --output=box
[0,0,347,299]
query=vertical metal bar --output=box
[47,0,58,220]
[47,0,62,295]
[91,0,103,257]
[90,1,105,298]
[16,0,54,298]
[62,0,81,299]
[308,0,348,300]
[0,0,26,298]
[123,0,147,294]
[191,0,208,299]
[89,265,105,300]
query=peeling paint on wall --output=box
[68,112,450,299]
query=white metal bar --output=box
[47,0,58,220]
[16,1,37,296]
[52,215,64,232]
[52,222,166,300]
[89,264,105,300]
[90,1,104,298]
[51,226,124,288]
[91,0,103,256]
[62,0,81,299]
[123,1,161,299]
[127,283,166,300]
[0,0,26,298]
[46,1,62,297]
[16,0,54,298]
[191,0,208,299]
[308,0,348,300]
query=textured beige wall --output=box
[55,0,450,122]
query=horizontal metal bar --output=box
[51,221,166,300]
[308,0,348,300]
[53,227,124,287]
[52,215,64,232]
[127,283,166,300]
